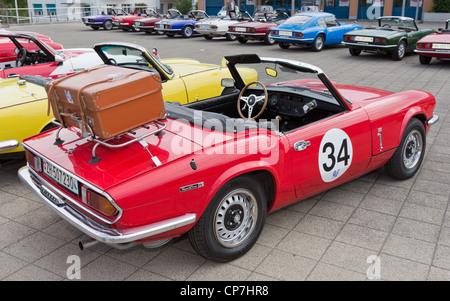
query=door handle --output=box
[294,140,310,151]
[7,73,20,78]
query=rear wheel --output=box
[349,48,362,56]
[419,55,432,65]
[238,37,248,44]
[103,20,113,30]
[204,35,213,40]
[279,42,290,49]
[181,26,194,38]
[385,118,426,180]
[392,40,406,61]
[188,176,267,262]
[264,32,276,45]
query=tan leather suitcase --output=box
[46,65,165,140]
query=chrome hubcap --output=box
[214,189,257,248]
[402,129,422,169]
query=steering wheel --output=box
[16,47,27,67]
[237,81,268,119]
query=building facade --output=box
[25,0,176,23]
[198,0,434,20]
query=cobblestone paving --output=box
[0,20,449,281]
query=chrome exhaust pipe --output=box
[79,238,98,250]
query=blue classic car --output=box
[269,12,362,51]
[82,8,128,30]
[155,10,209,38]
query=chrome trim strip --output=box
[18,166,197,244]
[342,42,397,48]
[427,114,439,125]
[270,35,314,42]
[0,139,19,152]
[227,31,264,37]
[415,49,450,54]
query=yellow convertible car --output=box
[0,42,257,156]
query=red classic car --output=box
[19,54,438,262]
[112,8,159,32]
[133,9,181,34]
[0,32,102,79]
[415,19,450,64]
[228,12,289,45]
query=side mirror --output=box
[221,78,235,88]
[54,54,64,63]
[265,67,277,77]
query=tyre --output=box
[166,32,175,37]
[204,35,213,40]
[279,42,290,49]
[91,26,100,30]
[238,37,248,44]
[385,118,426,180]
[264,32,276,45]
[181,26,194,38]
[103,20,113,30]
[188,176,267,262]
[349,48,362,56]
[419,55,432,65]
[225,33,236,41]
[392,40,406,61]
[311,34,325,52]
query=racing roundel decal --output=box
[318,128,353,183]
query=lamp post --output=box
[14,0,19,23]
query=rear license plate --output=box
[433,43,450,49]
[235,27,247,32]
[43,160,79,195]
[278,31,291,36]
[355,36,373,42]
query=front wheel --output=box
[349,48,362,56]
[103,20,113,30]
[385,118,426,180]
[188,176,267,262]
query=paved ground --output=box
[0,21,449,281]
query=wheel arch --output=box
[204,164,277,215]
[397,110,427,146]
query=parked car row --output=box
[83,9,449,63]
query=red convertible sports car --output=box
[415,19,450,64]
[228,12,289,45]
[0,32,102,79]
[112,8,158,32]
[19,54,438,262]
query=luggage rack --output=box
[51,117,167,165]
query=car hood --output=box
[161,58,221,76]
[23,119,204,190]
[346,28,401,38]
[54,48,104,75]
[137,17,161,23]
[0,78,48,109]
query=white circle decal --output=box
[318,128,353,183]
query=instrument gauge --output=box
[269,94,279,106]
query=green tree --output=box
[175,0,193,14]
[433,0,450,12]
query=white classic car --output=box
[195,9,253,40]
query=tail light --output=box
[82,187,119,217]
[270,30,277,35]
[417,43,432,49]
[25,150,42,172]
[375,38,387,44]
[248,28,256,33]
[294,32,304,38]
[344,35,354,41]
[195,24,199,28]
[211,25,217,30]
[229,26,234,31]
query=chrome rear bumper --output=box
[18,166,196,245]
